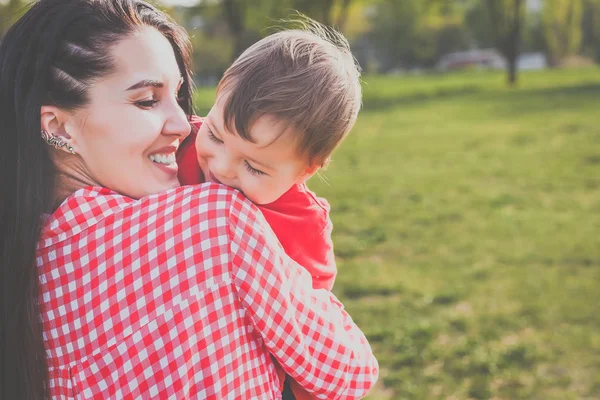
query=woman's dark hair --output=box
[0,0,193,398]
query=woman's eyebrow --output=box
[126,79,163,91]
[126,76,183,91]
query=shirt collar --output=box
[38,186,133,249]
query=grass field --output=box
[194,68,600,400]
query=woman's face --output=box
[66,26,191,199]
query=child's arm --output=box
[290,215,336,290]
[258,183,337,290]
[228,191,378,399]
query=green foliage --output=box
[247,68,599,399]
[581,0,600,61]
[543,0,584,65]
[367,0,471,70]
[466,0,530,51]
[189,31,234,79]
[4,0,599,78]
[0,0,27,38]
[521,9,546,53]
[465,1,496,48]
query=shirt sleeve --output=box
[288,214,336,291]
[259,186,337,291]
[227,191,379,400]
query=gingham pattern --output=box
[37,184,378,399]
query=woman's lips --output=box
[152,160,178,176]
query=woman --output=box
[0,0,378,399]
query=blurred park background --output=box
[3,0,600,398]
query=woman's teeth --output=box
[149,153,176,165]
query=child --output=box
[177,21,362,399]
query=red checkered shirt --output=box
[37,184,378,399]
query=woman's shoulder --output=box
[60,183,241,210]
[39,184,253,249]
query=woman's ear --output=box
[40,105,77,154]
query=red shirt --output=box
[178,118,339,400]
[37,185,378,399]
[178,117,337,291]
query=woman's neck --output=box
[52,152,99,210]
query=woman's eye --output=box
[135,99,159,109]
[244,160,267,176]
[208,128,223,144]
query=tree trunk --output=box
[487,0,524,86]
[507,56,518,85]
[505,0,523,86]
[222,0,246,59]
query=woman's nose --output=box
[162,101,191,139]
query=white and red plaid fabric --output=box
[37,184,378,399]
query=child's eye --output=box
[207,128,223,144]
[244,160,267,176]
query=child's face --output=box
[195,96,317,205]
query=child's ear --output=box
[297,163,320,183]
[305,164,320,176]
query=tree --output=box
[222,0,249,58]
[0,0,26,39]
[485,0,526,86]
[366,0,425,71]
[581,0,600,61]
[466,1,499,49]
[218,0,357,62]
[336,0,352,33]
[521,9,546,53]
[366,0,471,71]
[542,0,584,66]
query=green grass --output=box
[194,67,600,399]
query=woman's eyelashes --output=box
[135,89,183,110]
[135,98,159,109]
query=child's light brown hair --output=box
[217,16,362,167]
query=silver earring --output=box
[41,130,76,154]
